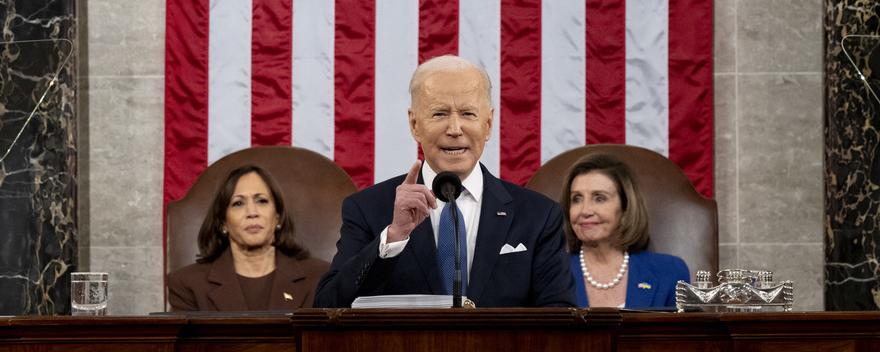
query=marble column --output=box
[824,0,880,310]
[0,0,77,315]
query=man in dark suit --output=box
[314,55,574,308]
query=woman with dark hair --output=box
[167,165,329,311]
[561,154,688,308]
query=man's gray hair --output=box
[408,55,493,106]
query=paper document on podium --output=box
[352,295,470,308]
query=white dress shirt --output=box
[378,162,483,276]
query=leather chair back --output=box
[165,146,357,275]
[526,144,718,277]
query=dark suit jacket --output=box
[570,250,690,308]
[167,248,329,311]
[314,164,575,308]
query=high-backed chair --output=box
[526,144,718,277]
[165,146,357,278]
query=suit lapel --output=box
[268,250,308,310]
[467,166,513,302]
[626,252,658,308]
[411,170,443,294]
[206,249,249,311]
[408,220,443,293]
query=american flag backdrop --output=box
[164,0,713,211]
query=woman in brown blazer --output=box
[166,165,329,311]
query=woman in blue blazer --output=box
[560,154,689,309]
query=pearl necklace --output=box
[579,249,629,290]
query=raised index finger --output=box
[402,160,421,185]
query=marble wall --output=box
[83,0,166,315]
[0,0,77,315]
[78,0,827,314]
[824,0,880,310]
[713,0,825,310]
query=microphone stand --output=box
[444,189,463,308]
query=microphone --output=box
[431,171,463,202]
[431,171,464,308]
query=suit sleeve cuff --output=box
[379,226,408,258]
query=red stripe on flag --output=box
[164,0,210,206]
[164,0,210,298]
[417,0,460,161]
[668,0,714,197]
[585,0,626,145]
[335,0,376,189]
[251,0,293,146]
[418,0,459,62]
[499,0,541,185]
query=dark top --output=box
[314,163,575,308]
[238,271,276,311]
[167,248,329,311]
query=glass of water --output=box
[70,272,109,316]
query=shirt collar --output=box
[421,161,484,203]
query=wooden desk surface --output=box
[617,311,880,352]
[0,315,295,352]
[0,310,878,351]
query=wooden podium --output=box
[292,308,880,352]
[1,309,880,351]
[292,308,621,352]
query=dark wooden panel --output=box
[1,309,880,352]
[300,329,613,352]
[617,312,729,351]
[617,311,880,352]
[292,308,621,352]
[292,307,622,328]
[0,316,182,352]
[177,316,298,352]
[0,315,294,352]
[618,341,726,352]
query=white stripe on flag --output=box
[374,0,419,183]
[541,0,586,164]
[292,0,335,159]
[625,0,669,156]
[208,0,252,164]
[459,0,501,175]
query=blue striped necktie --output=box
[437,202,467,295]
